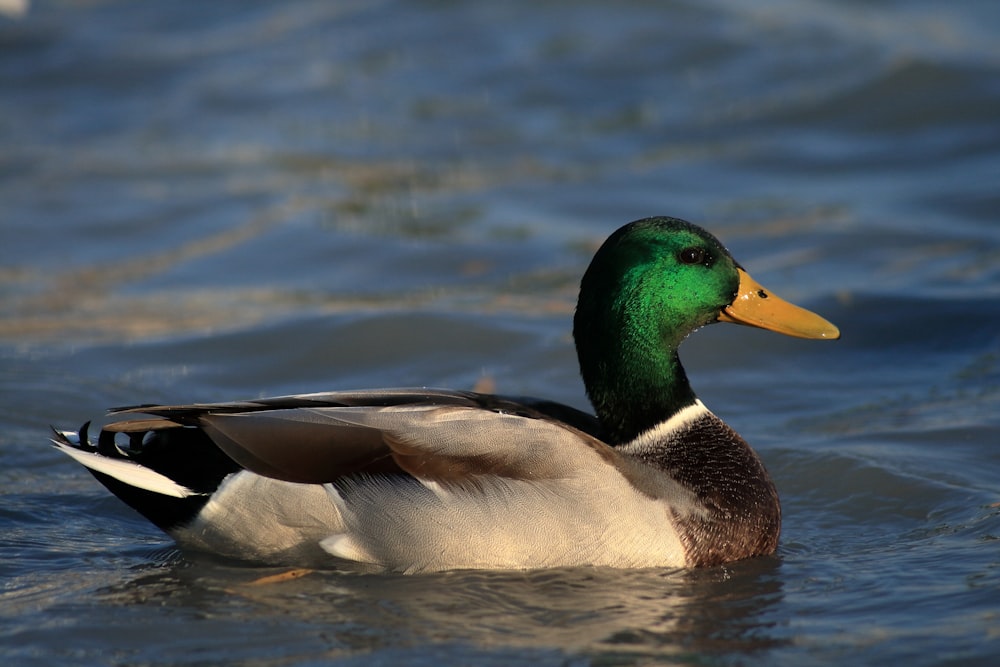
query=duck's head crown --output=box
[576,217,740,347]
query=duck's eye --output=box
[678,247,706,265]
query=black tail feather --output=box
[53,421,243,533]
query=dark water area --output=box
[2,1,999,665]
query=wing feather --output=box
[102,389,608,488]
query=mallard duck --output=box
[51,216,839,572]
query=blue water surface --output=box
[2,1,1000,665]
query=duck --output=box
[51,216,839,572]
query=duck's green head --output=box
[574,216,838,443]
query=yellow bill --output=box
[717,268,840,340]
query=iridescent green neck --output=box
[575,295,698,444]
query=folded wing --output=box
[105,388,607,487]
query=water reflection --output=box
[99,553,787,662]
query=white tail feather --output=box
[51,441,200,499]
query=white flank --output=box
[320,534,376,563]
[51,442,199,499]
[418,479,450,497]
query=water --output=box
[2,0,999,664]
